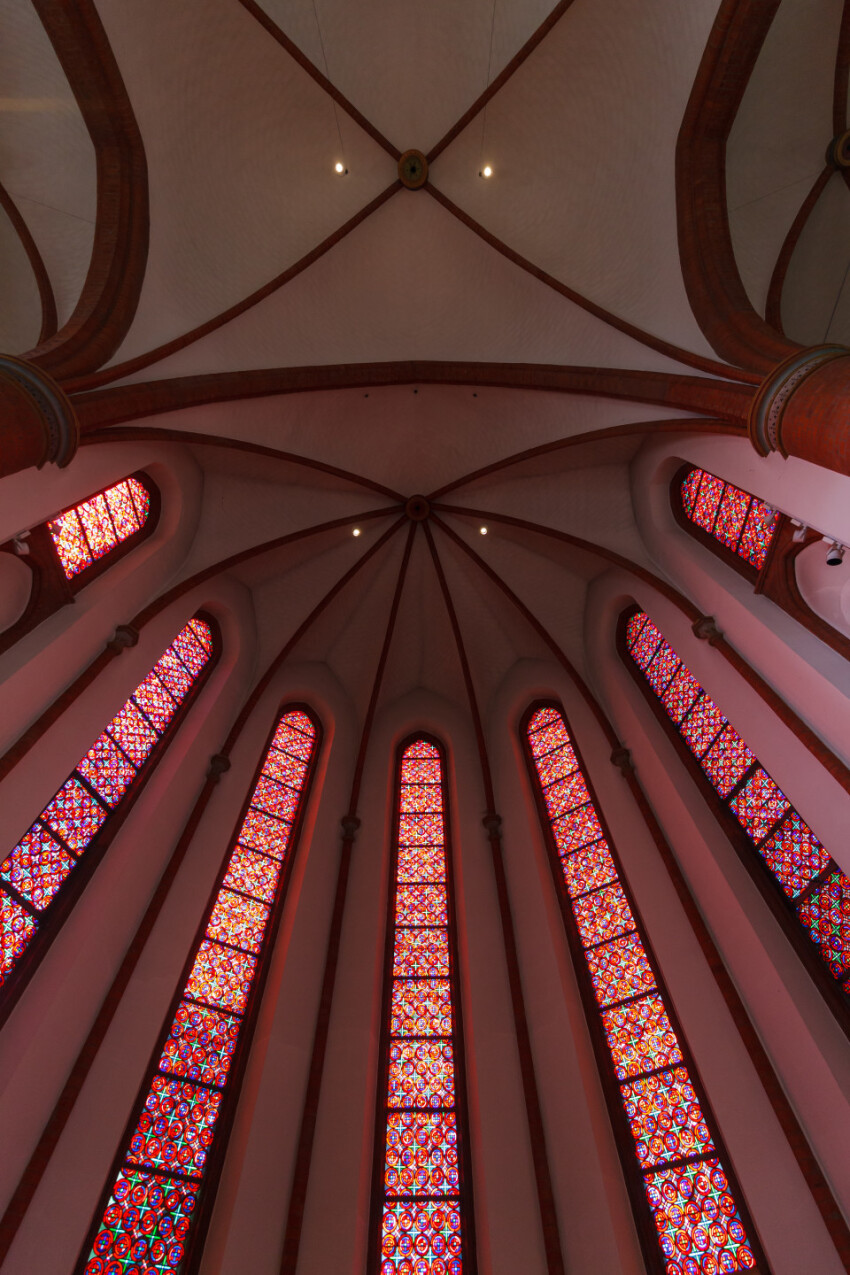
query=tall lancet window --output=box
[675,465,778,576]
[369,737,476,1275]
[77,707,320,1275]
[0,615,217,1011]
[523,703,766,1275]
[47,474,157,585]
[623,609,850,1006]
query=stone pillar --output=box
[0,355,78,478]
[748,345,850,475]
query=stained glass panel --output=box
[678,465,777,571]
[82,709,318,1275]
[525,703,761,1274]
[48,476,153,581]
[0,618,214,991]
[625,609,850,996]
[375,738,469,1273]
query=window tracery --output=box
[78,707,320,1275]
[370,737,474,1275]
[623,609,850,1001]
[0,616,216,1009]
[523,703,765,1275]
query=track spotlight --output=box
[826,542,845,567]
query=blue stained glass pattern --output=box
[82,709,318,1275]
[625,609,849,996]
[0,617,214,990]
[526,704,760,1275]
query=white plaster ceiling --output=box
[728,0,849,340]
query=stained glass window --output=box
[47,476,153,581]
[524,705,764,1275]
[79,708,319,1275]
[678,466,777,571]
[625,610,850,992]
[0,617,215,995]
[371,738,473,1275]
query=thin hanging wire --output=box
[823,254,850,341]
[311,0,346,165]
[479,0,498,167]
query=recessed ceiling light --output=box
[334,161,348,175]
[352,527,361,537]
[479,165,493,179]
[479,526,488,535]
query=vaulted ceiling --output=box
[1,0,847,723]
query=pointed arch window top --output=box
[678,466,777,571]
[48,475,153,580]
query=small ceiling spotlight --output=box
[479,526,488,535]
[352,527,361,537]
[479,164,493,179]
[334,161,348,175]
[791,522,808,543]
[826,541,845,567]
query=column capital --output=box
[748,345,849,459]
[0,354,79,476]
[340,815,361,841]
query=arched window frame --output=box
[367,732,478,1275]
[0,612,220,1028]
[520,699,767,1275]
[74,703,323,1275]
[617,605,850,1037]
[670,463,779,585]
[0,471,161,655]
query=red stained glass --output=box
[525,703,759,1273]
[661,668,702,724]
[679,698,726,756]
[380,1200,462,1273]
[758,815,829,900]
[0,618,215,995]
[729,769,789,842]
[551,804,603,854]
[48,477,152,582]
[128,1077,221,1176]
[133,672,178,730]
[621,1067,714,1169]
[626,612,662,671]
[391,979,452,1036]
[1,828,75,910]
[238,809,291,859]
[251,775,299,821]
[384,1112,459,1195]
[644,1159,756,1274]
[692,472,724,533]
[393,928,450,977]
[679,466,778,572]
[680,469,701,516]
[646,644,681,695]
[700,728,756,797]
[602,994,683,1081]
[544,770,590,818]
[78,735,138,806]
[40,779,107,851]
[107,701,159,766]
[0,895,38,982]
[740,499,778,570]
[206,890,270,956]
[586,933,657,1008]
[562,840,618,899]
[388,1041,455,1108]
[84,1169,197,1275]
[798,873,850,980]
[158,1002,240,1088]
[396,885,448,927]
[83,709,318,1275]
[376,739,468,1272]
[154,648,195,701]
[185,940,256,1014]
[262,750,308,788]
[222,847,281,904]
[713,485,750,551]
